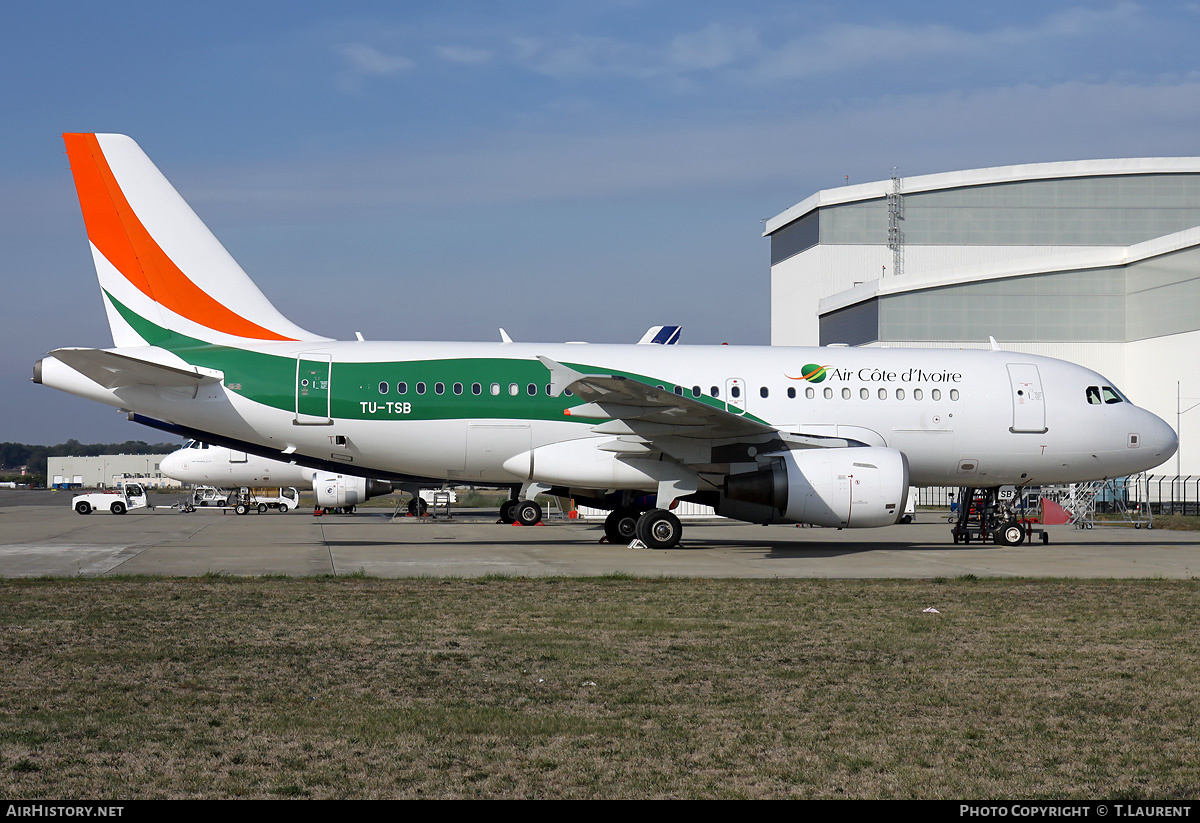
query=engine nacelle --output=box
[313,472,393,508]
[723,447,910,528]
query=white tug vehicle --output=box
[72,483,151,515]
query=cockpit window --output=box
[184,439,196,448]
[1087,385,1127,405]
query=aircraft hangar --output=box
[765,158,1200,476]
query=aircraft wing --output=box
[48,348,224,389]
[538,356,855,453]
[540,355,774,440]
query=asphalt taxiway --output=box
[1,491,1196,578]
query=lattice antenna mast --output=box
[887,166,904,278]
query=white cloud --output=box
[336,43,413,76]
[435,45,492,65]
[183,77,1200,222]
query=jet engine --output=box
[313,472,393,509]
[722,447,909,528]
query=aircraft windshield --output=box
[1086,385,1127,405]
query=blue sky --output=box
[4,1,1200,445]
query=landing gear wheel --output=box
[407,497,428,517]
[110,501,126,515]
[515,500,542,526]
[498,499,517,523]
[994,521,1025,546]
[258,503,268,514]
[635,509,682,550]
[75,502,91,515]
[604,508,640,544]
[235,504,248,515]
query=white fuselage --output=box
[160,443,319,488]
[39,341,1179,491]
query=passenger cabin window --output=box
[453,383,463,395]
[731,386,741,399]
[932,389,941,401]
[416,382,427,395]
[710,387,719,398]
[760,387,769,398]
[397,382,407,394]
[788,387,796,399]
[378,382,389,394]
[805,387,815,399]
[490,383,500,396]
[435,382,445,395]
[472,383,482,395]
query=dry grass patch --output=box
[1,577,1198,798]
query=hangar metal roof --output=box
[764,157,1200,237]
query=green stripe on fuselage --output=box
[105,290,766,425]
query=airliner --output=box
[33,134,1178,548]
[161,440,404,514]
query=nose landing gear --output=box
[951,486,1049,546]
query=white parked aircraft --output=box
[161,440,398,513]
[35,134,1177,547]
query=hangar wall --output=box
[766,159,1200,475]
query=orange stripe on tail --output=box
[63,133,295,342]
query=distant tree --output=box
[0,440,182,475]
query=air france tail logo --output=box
[786,364,832,383]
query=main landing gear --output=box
[604,507,683,550]
[499,497,543,527]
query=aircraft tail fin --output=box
[62,133,326,348]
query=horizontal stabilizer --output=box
[47,347,224,389]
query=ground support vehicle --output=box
[72,483,151,515]
[180,486,299,514]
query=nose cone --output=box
[159,450,186,480]
[1145,411,1180,464]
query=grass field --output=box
[2,576,1198,799]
